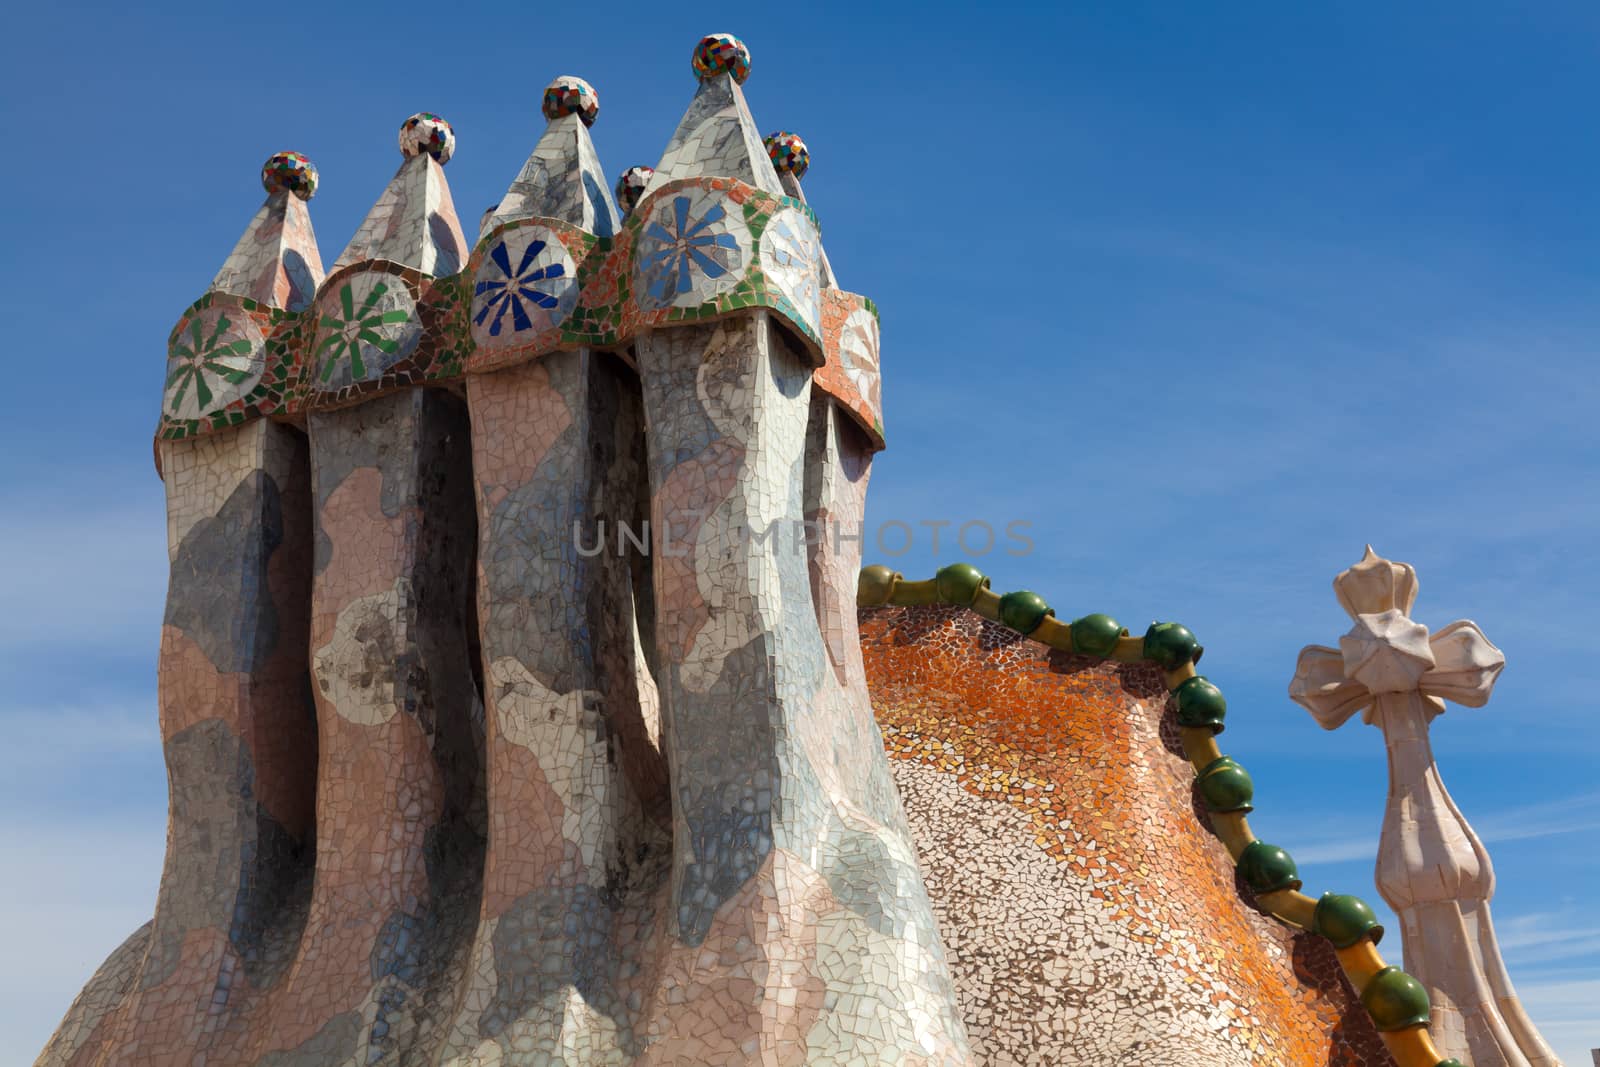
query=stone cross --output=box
[1289,547,1563,1067]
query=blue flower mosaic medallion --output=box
[313,271,421,389]
[470,226,579,348]
[633,188,750,310]
[759,206,822,332]
[164,305,267,420]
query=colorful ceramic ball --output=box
[764,131,809,179]
[692,33,751,84]
[543,76,600,127]
[399,112,455,163]
[615,165,654,216]
[261,151,317,200]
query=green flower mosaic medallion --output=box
[314,271,421,389]
[164,306,266,420]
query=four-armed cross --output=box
[1289,547,1562,1067]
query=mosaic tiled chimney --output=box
[38,29,1524,1067]
[40,32,954,1067]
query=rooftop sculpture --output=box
[38,30,1556,1067]
[1292,549,1563,1067]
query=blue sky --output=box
[2,1,1596,1062]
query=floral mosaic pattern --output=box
[758,206,822,333]
[633,188,750,310]
[837,306,881,418]
[164,306,267,421]
[158,178,877,446]
[813,292,884,448]
[470,226,578,347]
[313,271,421,390]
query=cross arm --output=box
[1289,644,1372,729]
[1420,619,1504,708]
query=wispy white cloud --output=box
[0,700,159,759]
[1496,910,1600,967]
[1497,934,1600,979]
[1291,790,1600,865]
[1506,974,1600,1067]
[877,219,1600,716]
[1474,791,1600,845]
[1496,911,1578,950]
[0,485,167,651]
[0,700,163,817]
[1293,835,1386,866]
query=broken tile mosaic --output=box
[615,165,654,217]
[40,27,1449,1067]
[764,130,809,179]
[261,150,318,200]
[543,74,600,127]
[399,111,455,163]
[691,32,751,84]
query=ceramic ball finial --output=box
[261,151,318,200]
[399,112,455,163]
[543,76,600,127]
[764,132,809,180]
[692,33,751,84]
[615,166,654,217]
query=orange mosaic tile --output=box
[860,603,1397,1067]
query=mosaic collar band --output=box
[158,53,884,452]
